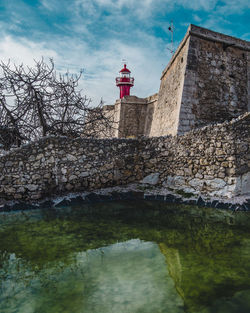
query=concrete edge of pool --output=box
[0,183,249,213]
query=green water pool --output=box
[0,200,250,313]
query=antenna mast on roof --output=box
[167,20,175,56]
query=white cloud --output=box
[74,0,218,17]
[40,0,250,20]
[216,0,250,14]
[181,0,217,11]
[0,31,170,106]
[241,32,250,41]
[2,0,249,109]
[39,0,61,12]
[74,0,169,19]
[202,15,232,35]
[193,14,202,22]
[55,34,169,105]
[0,36,58,66]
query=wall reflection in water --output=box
[0,200,250,313]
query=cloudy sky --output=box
[0,0,249,106]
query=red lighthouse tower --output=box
[116,64,134,99]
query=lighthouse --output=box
[116,64,134,99]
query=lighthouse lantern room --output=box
[116,64,134,99]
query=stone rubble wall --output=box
[0,113,249,201]
[141,112,250,198]
[0,137,143,200]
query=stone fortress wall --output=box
[0,113,249,201]
[104,24,250,138]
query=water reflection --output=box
[1,240,184,313]
[0,201,250,313]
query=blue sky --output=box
[0,0,249,105]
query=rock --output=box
[17,186,25,193]
[216,149,224,155]
[48,156,55,163]
[183,187,197,194]
[30,194,42,200]
[184,167,192,175]
[33,161,40,168]
[189,178,203,188]
[32,174,41,180]
[66,154,77,162]
[26,184,39,191]
[195,173,203,179]
[29,155,36,162]
[164,176,185,188]
[61,168,67,175]
[124,170,132,177]
[3,186,16,194]
[14,194,23,200]
[228,168,236,175]
[36,153,44,160]
[61,176,68,182]
[200,158,208,165]
[206,178,226,189]
[69,175,77,181]
[65,183,73,191]
[140,173,160,185]
[5,161,13,167]
[218,172,226,178]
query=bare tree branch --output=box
[0,59,116,149]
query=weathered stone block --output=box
[206,178,226,190]
[66,154,77,162]
[140,173,160,185]
[189,178,204,189]
[26,184,39,191]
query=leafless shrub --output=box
[0,58,115,149]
